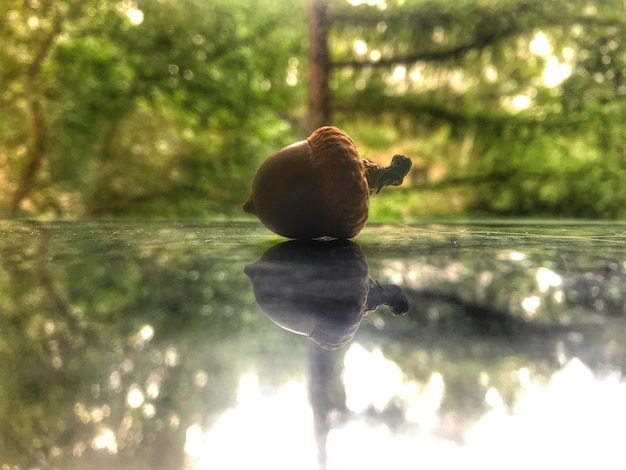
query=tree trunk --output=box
[6,13,61,217]
[307,0,331,133]
[8,100,47,216]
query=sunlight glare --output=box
[179,351,626,470]
[498,250,527,262]
[91,427,118,454]
[484,64,498,82]
[485,387,506,412]
[164,345,180,367]
[139,324,154,341]
[511,94,532,110]
[327,419,459,470]
[126,7,144,25]
[353,39,368,56]
[391,65,407,82]
[517,367,532,386]
[403,372,445,430]
[529,31,552,57]
[187,374,316,470]
[409,65,422,82]
[529,30,572,88]
[466,358,626,470]
[543,57,572,88]
[184,424,203,458]
[194,370,209,387]
[536,267,562,293]
[142,403,156,418]
[126,385,145,408]
[146,381,160,399]
[236,373,260,403]
[286,59,299,87]
[27,16,40,29]
[343,343,404,413]
[521,295,541,316]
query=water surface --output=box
[1,220,626,469]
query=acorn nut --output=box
[243,126,412,239]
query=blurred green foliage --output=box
[1,0,625,219]
[1,0,305,218]
[330,0,626,219]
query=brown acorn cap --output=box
[307,126,370,239]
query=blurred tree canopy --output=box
[1,0,625,219]
[326,0,626,219]
[1,0,305,218]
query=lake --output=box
[1,220,626,470]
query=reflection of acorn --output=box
[243,126,412,239]
[245,240,408,350]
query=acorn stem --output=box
[363,154,412,194]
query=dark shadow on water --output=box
[245,240,408,350]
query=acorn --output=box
[243,126,412,239]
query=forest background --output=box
[2,0,625,221]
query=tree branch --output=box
[331,29,515,69]
[333,93,586,131]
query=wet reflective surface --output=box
[1,220,626,469]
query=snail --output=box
[243,126,412,239]
[244,240,408,350]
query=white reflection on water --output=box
[466,358,626,470]
[343,344,405,413]
[521,295,542,316]
[91,427,117,455]
[185,374,317,470]
[343,344,445,431]
[126,385,145,409]
[536,267,563,293]
[187,348,626,470]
